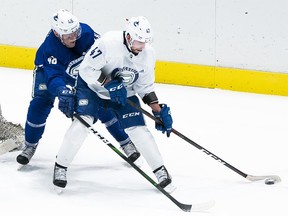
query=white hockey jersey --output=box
[79,31,156,99]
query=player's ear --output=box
[126,33,131,43]
[53,30,60,38]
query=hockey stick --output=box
[74,113,214,212]
[127,99,281,184]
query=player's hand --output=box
[152,104,173,137]
[104,79,127,106]
[57,86,75,118]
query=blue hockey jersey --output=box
[34,23,99,96]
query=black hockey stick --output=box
[74,113,214,212]
[127,99,281,184]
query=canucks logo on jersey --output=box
[66,56,84,79]
[111,67,142,87]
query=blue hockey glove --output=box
[57,86,75,118]
[104,79,127,106]
[152,104,173,137]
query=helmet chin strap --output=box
[59,35,65,44]
[58,34,66,46]
[53,30,64,45]
[125,32,137,55]
[124,33,132,50]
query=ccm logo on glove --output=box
[104,79,127,106]
[106,83,124,92]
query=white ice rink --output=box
[1,67,288,215]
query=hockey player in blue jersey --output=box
[16,9,141,166]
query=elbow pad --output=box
[142,92,158,105]
[97,72,108,86]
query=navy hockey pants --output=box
[25,66,130,146]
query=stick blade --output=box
[190,200,215,212]
[179,200,215,212]
[246,174,281,183]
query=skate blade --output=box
[164,183,177,194]
[17,165,24,171]
[53,186,65,195]
[133,156,145,168]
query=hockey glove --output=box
[104,79,127,106]
[57,86,75,118]
[152,104,173,137]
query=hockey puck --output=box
[265,178,275,185]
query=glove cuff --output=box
[57,86,74,96]
[152,104,167,115]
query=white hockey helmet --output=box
[51,9,81,39]
[125,16,153,46]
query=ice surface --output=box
[1,67,287,215]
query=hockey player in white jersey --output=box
[53,16,175,193]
